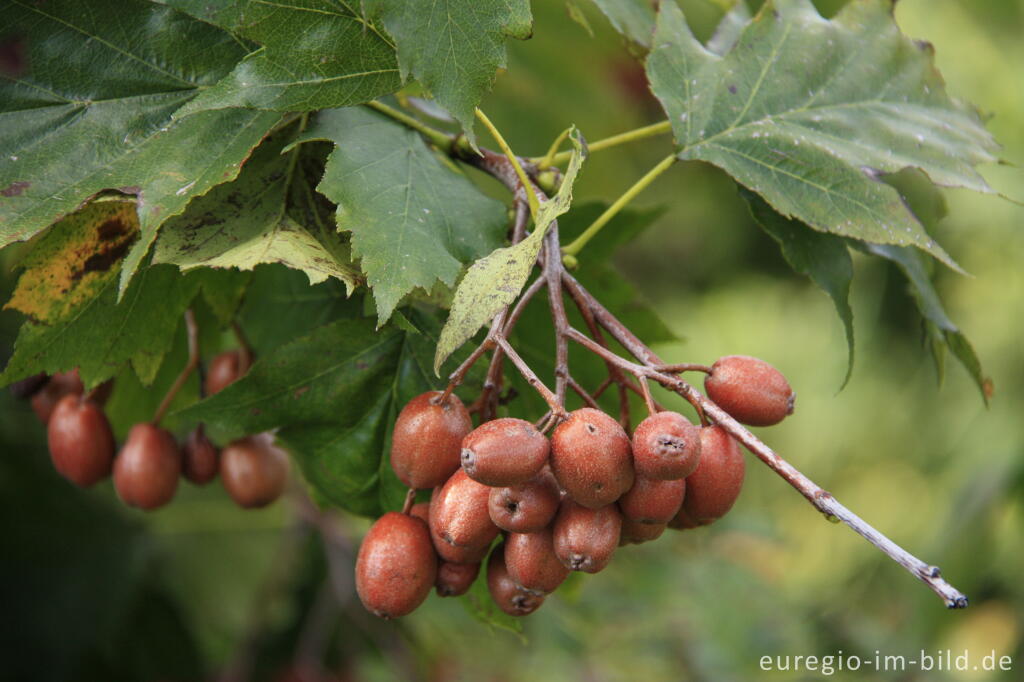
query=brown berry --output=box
[553,499,622,573]
[504,527,570,595]
[182,425,219,485]
[674,425,745,527]
[631,411,701,480]
[430,522,490,564]
[460,417,549,486]
[47,394,115,487]
[113,423,181,509]
[705,355,794,426]
[409,501,431,525]
[435,561,480,597]
[488,469,560,533]
[220,433,290,508]
[618,476,686,524]
[429,469,499,549]
[356,512,437,618]
[205,350,246,396]
[619,519,667,546]
[390,391,472,489]
[10,372,48,400]
[487,543,544,617]
[32,370,85,424]
[550,408,634,509]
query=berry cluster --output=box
[21,349,289,511]
[355,355,794,618]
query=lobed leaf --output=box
[646,0,999,270]
[588,0,656,49]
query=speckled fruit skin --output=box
[705,355,794,426]
[505,527,570,595]
[182,425,219,485]
[618,476,686,524]
[47,394,115,487]
[205,350,245,396]
[356,512,437,618]
[674,425,745,526]
[409,501,431,525]
[550,408,634,509]
[114,423,181,509]
[429,469,499,550]
[553,499,622,573]
[460,417,549,486]
[487,544,544,617]
[488,469,560,533]
[619,518,667,546]
[390,391,472,489]
[631,411,702,480]
[435,561,480,597]
[220,433,290,509]
[32,370,85,424]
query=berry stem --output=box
[496,337,566,419]
[656,363,713,375]
[536,120,674,167]
[365,100,454,153]
[475,108,540,220]
[152,309,199,426]
[401,488,417,515]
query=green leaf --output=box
[742,189,855,387]
[372,0,533,147]
[0,0,282,291]
[460,545,524,637]
[706,1,753,56]
[166,0,401,117]
[175,312,447,516]
[433,130,587,374]
[646,0,999,271]
[198,268,252,327]
[588,0,656,48]
[297,106,507,323]
[4,200,138,324]
[0,264,204,389]
[154,127,361,291]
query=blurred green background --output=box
[2,1,1022,680]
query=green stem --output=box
[562,154,677,258]
[366,100,454,153]
[540,120,673,167]
[475,108,540,219]
[537,128,572,169]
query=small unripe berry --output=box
[114,423,181,509]
[618,476,686,524]
[504,527,570,595]
[631,411,701,480]
[674,425,745,527]
[429,469,499,549]
[356,512,437,618]
[182,425,219,484]
[553,499,622,573]
[488,469,560,533]
[487,543,544,617]
[205,350,246,396]
[619,518,667,546]
[220,433,290,508]
[390,391,472,489]
[435,561,480,597]
[47,394,115,487]
[461,417,549,486]
[550,408,634,509]
[705,355,794,426]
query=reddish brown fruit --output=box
[220,433,290,508]
[113,423,181,509]
[10,372,48,400]
[390,391,472,489]
[460,417,549,486]
[356,512,437,618]
[429,469,499,550]
[631,411,701,480]
[182,425,219,485]
[550,408,634,508]
[32,370,85,424]
[553,500,622,573]
[205,350,246,396]
[487,544,544,617]
[674,425,745,526]
[430,523,490,564]
[504,527,570,595]
[487,469,560,533]
[619,519,667,546]
[435,561,480,597]
[409,501,431,525]
[618,476,686,524]
[705,355,794,426]
[46,394,115,487]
